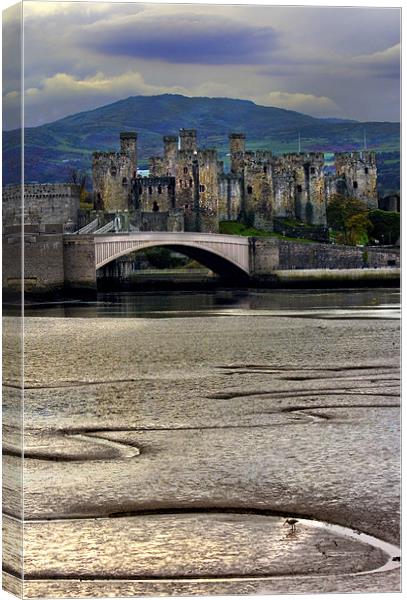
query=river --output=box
[2,288,400,597]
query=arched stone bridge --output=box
[94,232,250,278]
[60,230,400,291]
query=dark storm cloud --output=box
[82,16,279,65]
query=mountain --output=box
[2,94,400,194]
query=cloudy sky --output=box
[2,1,400,130]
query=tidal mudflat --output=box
[2,289,400,597]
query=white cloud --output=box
[352,43,400,78]
[263,91,339,116]
[22,71,190,124]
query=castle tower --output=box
[196,149,219,233]
[334,151,378,209]
[243,150,274,229]
[179,129,197,152]
[149,156,164,177]
[163,135,178,175]
[229,133,246,174]
[120,132,137,173]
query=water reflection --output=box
[20,289,400,319]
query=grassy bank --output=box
[219,221,315,243]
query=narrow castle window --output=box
[263,166,267,174]
[310,167,316,174]
[158,185,162,194]
[183,167,189,174]
[189,179,193,188]
[122,177,128,186]
[247,185,253,194]
[179,180,183,188]
[353,181,358,189]
[365,167,369,174]
[148,186,153,195]
[297,185,302,193]
[199,184,206,193]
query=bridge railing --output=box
[72,217,99,235]
[94,220,115,235]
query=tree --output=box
[368,209,400,245]
[346,212,372,246]
[327,194,372,245]
[142,247,189,269]
[67,168,89,204]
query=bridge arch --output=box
[94,233,250,280]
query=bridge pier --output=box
[63,236,97,289]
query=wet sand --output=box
[2,291,401,597]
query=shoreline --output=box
[2,267,400,304]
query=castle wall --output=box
[136,212,169,232]
[218,175,242,221]
[135,177,175,212]
[272,158,296,219]
[271,154,326,225]
[2,184,80,230]
[167,209,185,232]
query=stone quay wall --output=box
[251,238,400,274]
[2,232,65,291]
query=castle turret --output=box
[163,135,178,175]
[120,132,137,172]
[92,132,137,212]
[179,129,197,152]
[229,133,246,174]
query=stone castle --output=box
[92,130,378,234]
[2,130,398,294]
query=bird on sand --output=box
[284,518,298,533]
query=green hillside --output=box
[3,94,400,195]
